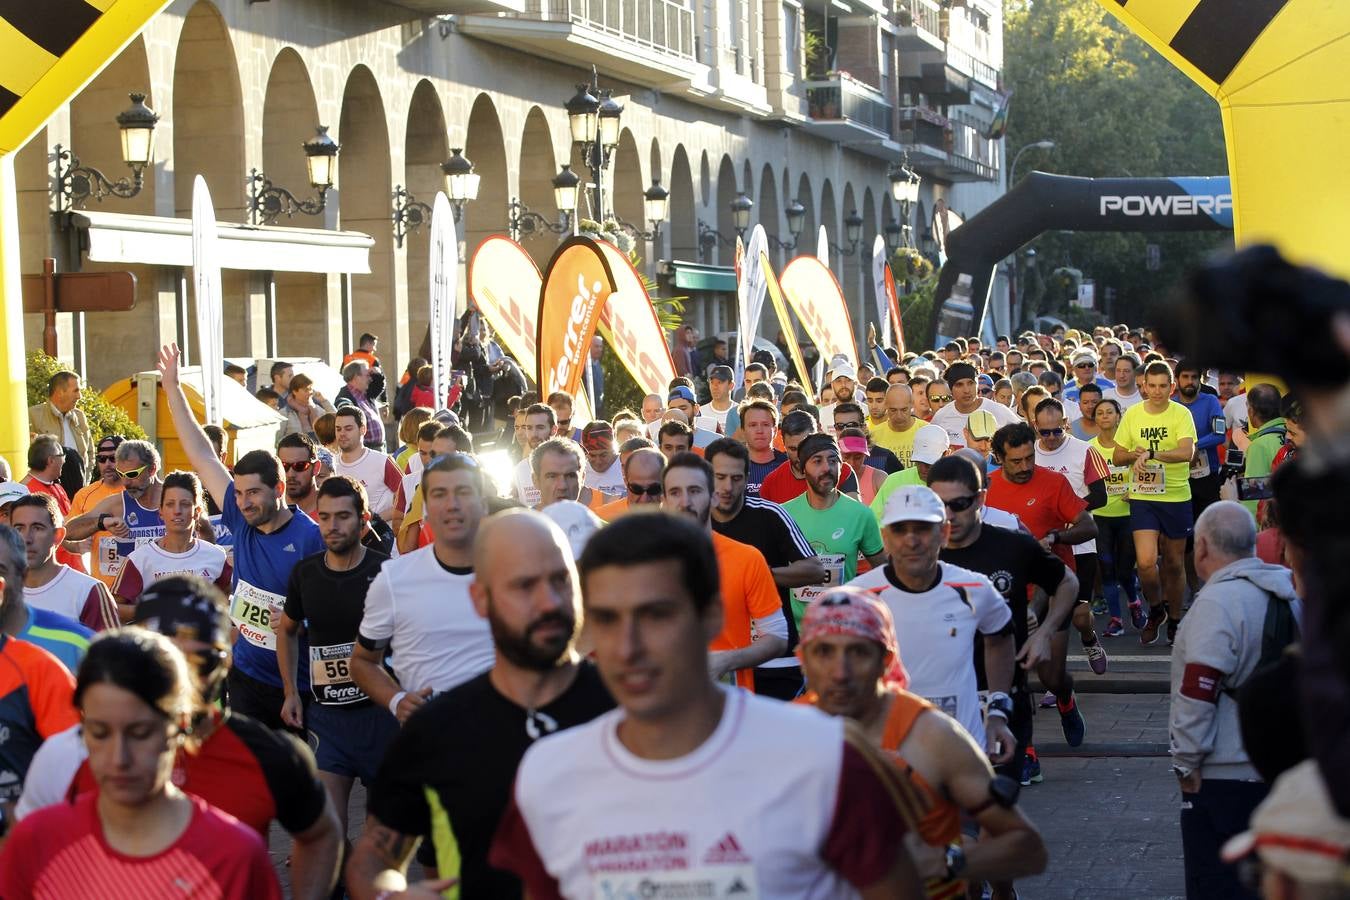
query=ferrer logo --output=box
[551,272,605,392]
[1099,194,1232,218]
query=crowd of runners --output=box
[0,296,1339,899]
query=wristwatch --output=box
[986,692,1014,720]
[967,774,1021,816]
[943,843,967,881]
[96,513,110,531]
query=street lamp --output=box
[567,67,623,223]
[442,148,480,221]
[1009,139,1055,187]
[697,190,755,259]
[55,92,160,210]
[883,219,903,252]
[618,177,670,241]
[508,165,584,241]
[247,126,340,225]
[888,155,922,247]
[730,192,753,236]
[767,199,807,251]
[553,164,581,217]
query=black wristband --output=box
[97,513,109,531]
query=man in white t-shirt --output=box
[514,403,557,507]
[704,365,739,435]
[334,405,402,521]
[490,511,924,899]
[12,494,116,630]
[930,363,1019,450]
[352,454,495,723]
[1103,353,1144,411]
[580,422,625,500]
[848,485,1015,757]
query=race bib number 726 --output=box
[230,582,283,650]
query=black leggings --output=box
[1095,513,1138,618]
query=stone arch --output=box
[403,80,450,351]
[758,163,781,267]
[72,37,157,218]
[715,154,738,267]
[337,65,398,364]
[517,106,560,269]
[796,172,816,249]
[842,182,861,342]
[699,150,711,209]
[463,93,509,263]
[820,178,838,269]
[648,137,665,260]
[612,128,644,231]
[862,186,878,338]
[669,144,696,261]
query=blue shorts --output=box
[1130,499,1194,540]
[306,701,399,783]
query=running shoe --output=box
[1039,690,1056,709]
[1140,607,1167,645]
[1102,617,1125,637]
[1084,640,1109,674]
[1090,597,1108,616]
[1058,695,1086,747]
[1167,618,1180,646]
[1128,599,1147,631]
[1021,747,1043,786]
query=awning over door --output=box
[69,210,373,274]
[664,259,736,293]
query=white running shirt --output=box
[1103,386,1144,411]
[848,561,1011,745]
[584,457,626,499]
[24,566,116,630]
[514,458,540,507]
[335,448,403,518]
[1036,436,1109,556]
[114,540,232,601]
[357,544,494,695]
[929,399,1019,449]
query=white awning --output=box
[70,210,373,275]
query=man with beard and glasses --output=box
[346,511,614,899]
[596,448,667,522]
[277,476,394,841]
[64,439,166,587]
[705,438,822,699]
[65,434,125,588]
[156,343,326,732]
[282,433,395,557]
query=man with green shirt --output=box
[869,424,951,522]
[1240,384,1286,517]
[783,434,886,632]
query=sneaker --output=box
[1090,597,1108,616]
[1103,617,1125,637]
[1058,695,1086,747]
[1039,690,1056,709]
[1020,748,1043,786]
[1167,618,1180,646]
[1140,607,1167,645]
[1084,640,1109,674]
[1128,599,1147,631]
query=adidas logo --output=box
[283,543,296,553]
[703,832,751,864]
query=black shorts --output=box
[227,667,297,734]
[307,701,399,783]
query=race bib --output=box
[790,553,846,607]
[97,533,157,577]
[1105,467,1131,497]
[1189,452,1211,479]
[1135,461,1166,495]
[230,581,284,650]
[309,642,365,705]
[593,865,759,899]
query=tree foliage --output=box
[1003,0,1232,326]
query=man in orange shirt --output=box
[661,452,785,690]
[67,436,126,588]
[596,448,666,522]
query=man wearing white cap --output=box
[930,363,1020,450]
[1063,350,1113,404]
[1221,760,1350,900]
[869,424,951,522]
[848,485,1016,762]
[818,362,862,435]
[0,481,30,524]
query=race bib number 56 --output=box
[230,582,283,650]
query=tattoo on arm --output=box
[370,823,421,868]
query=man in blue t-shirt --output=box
[158,344,325,732]
[0,523,93,673]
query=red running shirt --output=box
[0,791,280,899]
[986,467,1087,569]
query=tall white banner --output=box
[740,225,769,370]
[816,225,829,266]
[871,234,890,349]
[190,175,222,425]
[428,192,458,412]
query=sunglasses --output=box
[929,395,953,404]
[1038,428,1064,438]
[943,494,979,512]
[1075,363,1095,369]
[281,461,315,473]
[96,454,117,464]
[628,482,663,498]
[117,464,149,480]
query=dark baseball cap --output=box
[709,365,734,382]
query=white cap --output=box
[910,424,951,465]
[1222,760,1350,884]
[1071,350,1099,367]
[538,500,603,560]
[830,362,858,382]
[0,481,30,506]
[879,485,947,527]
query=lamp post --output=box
[828,209,866,257]
[508,164,584,241]
[887,156,922,247]
[390,148,482,246]
[565,67,623,223]
[616,177,670,240]
[766,199,806,251]
[1009,139,1054,188]
[54,92,160,210]
[247,126,340,225]
[697,191,755,260]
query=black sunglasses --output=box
[96,454,117,464]
[628,482,663,498]
[943,494,979,513]
[1038,428,1064,438]
[281,461,315,473]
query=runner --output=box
[929,363,1019,450]
[782,434,886,634]
[490,512,925,899]
[1089,399,1144,637]
[662,452,787,691]
[0,630,281,899]
[840,428,890,505]
[833,401,902,474]
[65,434,125,587]
[865,376,890,429]
[15,575,343,899]
[705,365,740,434]
[346,510,615,899]
[759,410,861,503]
[797,586,1047,898]
[848,485,1016,761]
[580,421,625,499]
[333,405,403,521]
[113,471,232,621]
[64,439,167,588]
[596,447,666,521]
[873,383,925,465]
[12,494,117,630]
[277,475,394,840]
[351,453,495,723]
[0,524,94,672]
[1174,359,1226,595]
[1070,383,1102,441]
[513,403,556,506]
[279,431,323,519]
[870,424,952,517]
[740,398,789,497]
[531,437,605,510]
[1110,361,1197,645]
[1104,353,1144,410]
[157,343,326,731]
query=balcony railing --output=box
[945,40,999,88]
[804,72,892,136]
[521,0,696,60]
[897,0,942,39]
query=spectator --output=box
[28,370,91,497]
[392,356,427,420]
[225,362,248,386]
[337,359,386,450]
[279,373,336,440]
[268,361,293,406]
[342,332,386,402]
[1241,384,1285,516]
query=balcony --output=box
[895,0,944,52]
[802,72,892,143]
[458,0,699,87]
[388,0,525,13]
[898,106,998,183]
[920,61,970,105]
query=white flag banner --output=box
[740,225,769,370]
[191,175,223,425]
[428,192,458,412]
[871,234,890,349]
[816,225,829,267]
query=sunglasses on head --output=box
[943,494,979,512]
[628,482,663,498]
[1038,428,1064,438]
[281,461,315,473]
[117,464,149,480]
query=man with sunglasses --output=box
[1063,351,1113,404]
[64,440,166,588]
[66,435,125,579]
[596,447,666,522]
[930,363,1020,451]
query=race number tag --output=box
[98,534,157,577]
[1135,461,1166,495]
[309,643,364,705]
[1189,452,1211,479]
[230,581,284,650]
[789,553,846,606]
[1105,467,1131,497]
[593,865,759,899]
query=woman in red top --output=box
[0,630,280,899]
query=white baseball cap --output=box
[0,481,30,507]
[1222,760,1350,885]
[879,485,947,527]
[538,500,603,560]
[910,424,951,465]
[830,362,858,382]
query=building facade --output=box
[17,0,1004,388]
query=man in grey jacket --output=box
[1170,500,1300,899]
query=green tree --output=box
[1003,0,1232,326]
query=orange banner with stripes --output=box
[536,237,616,400]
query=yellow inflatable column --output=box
[0,153,26,472]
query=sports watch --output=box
[986,691,1013,720]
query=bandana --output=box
[798,587,909,689]
[581,424,613,453]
